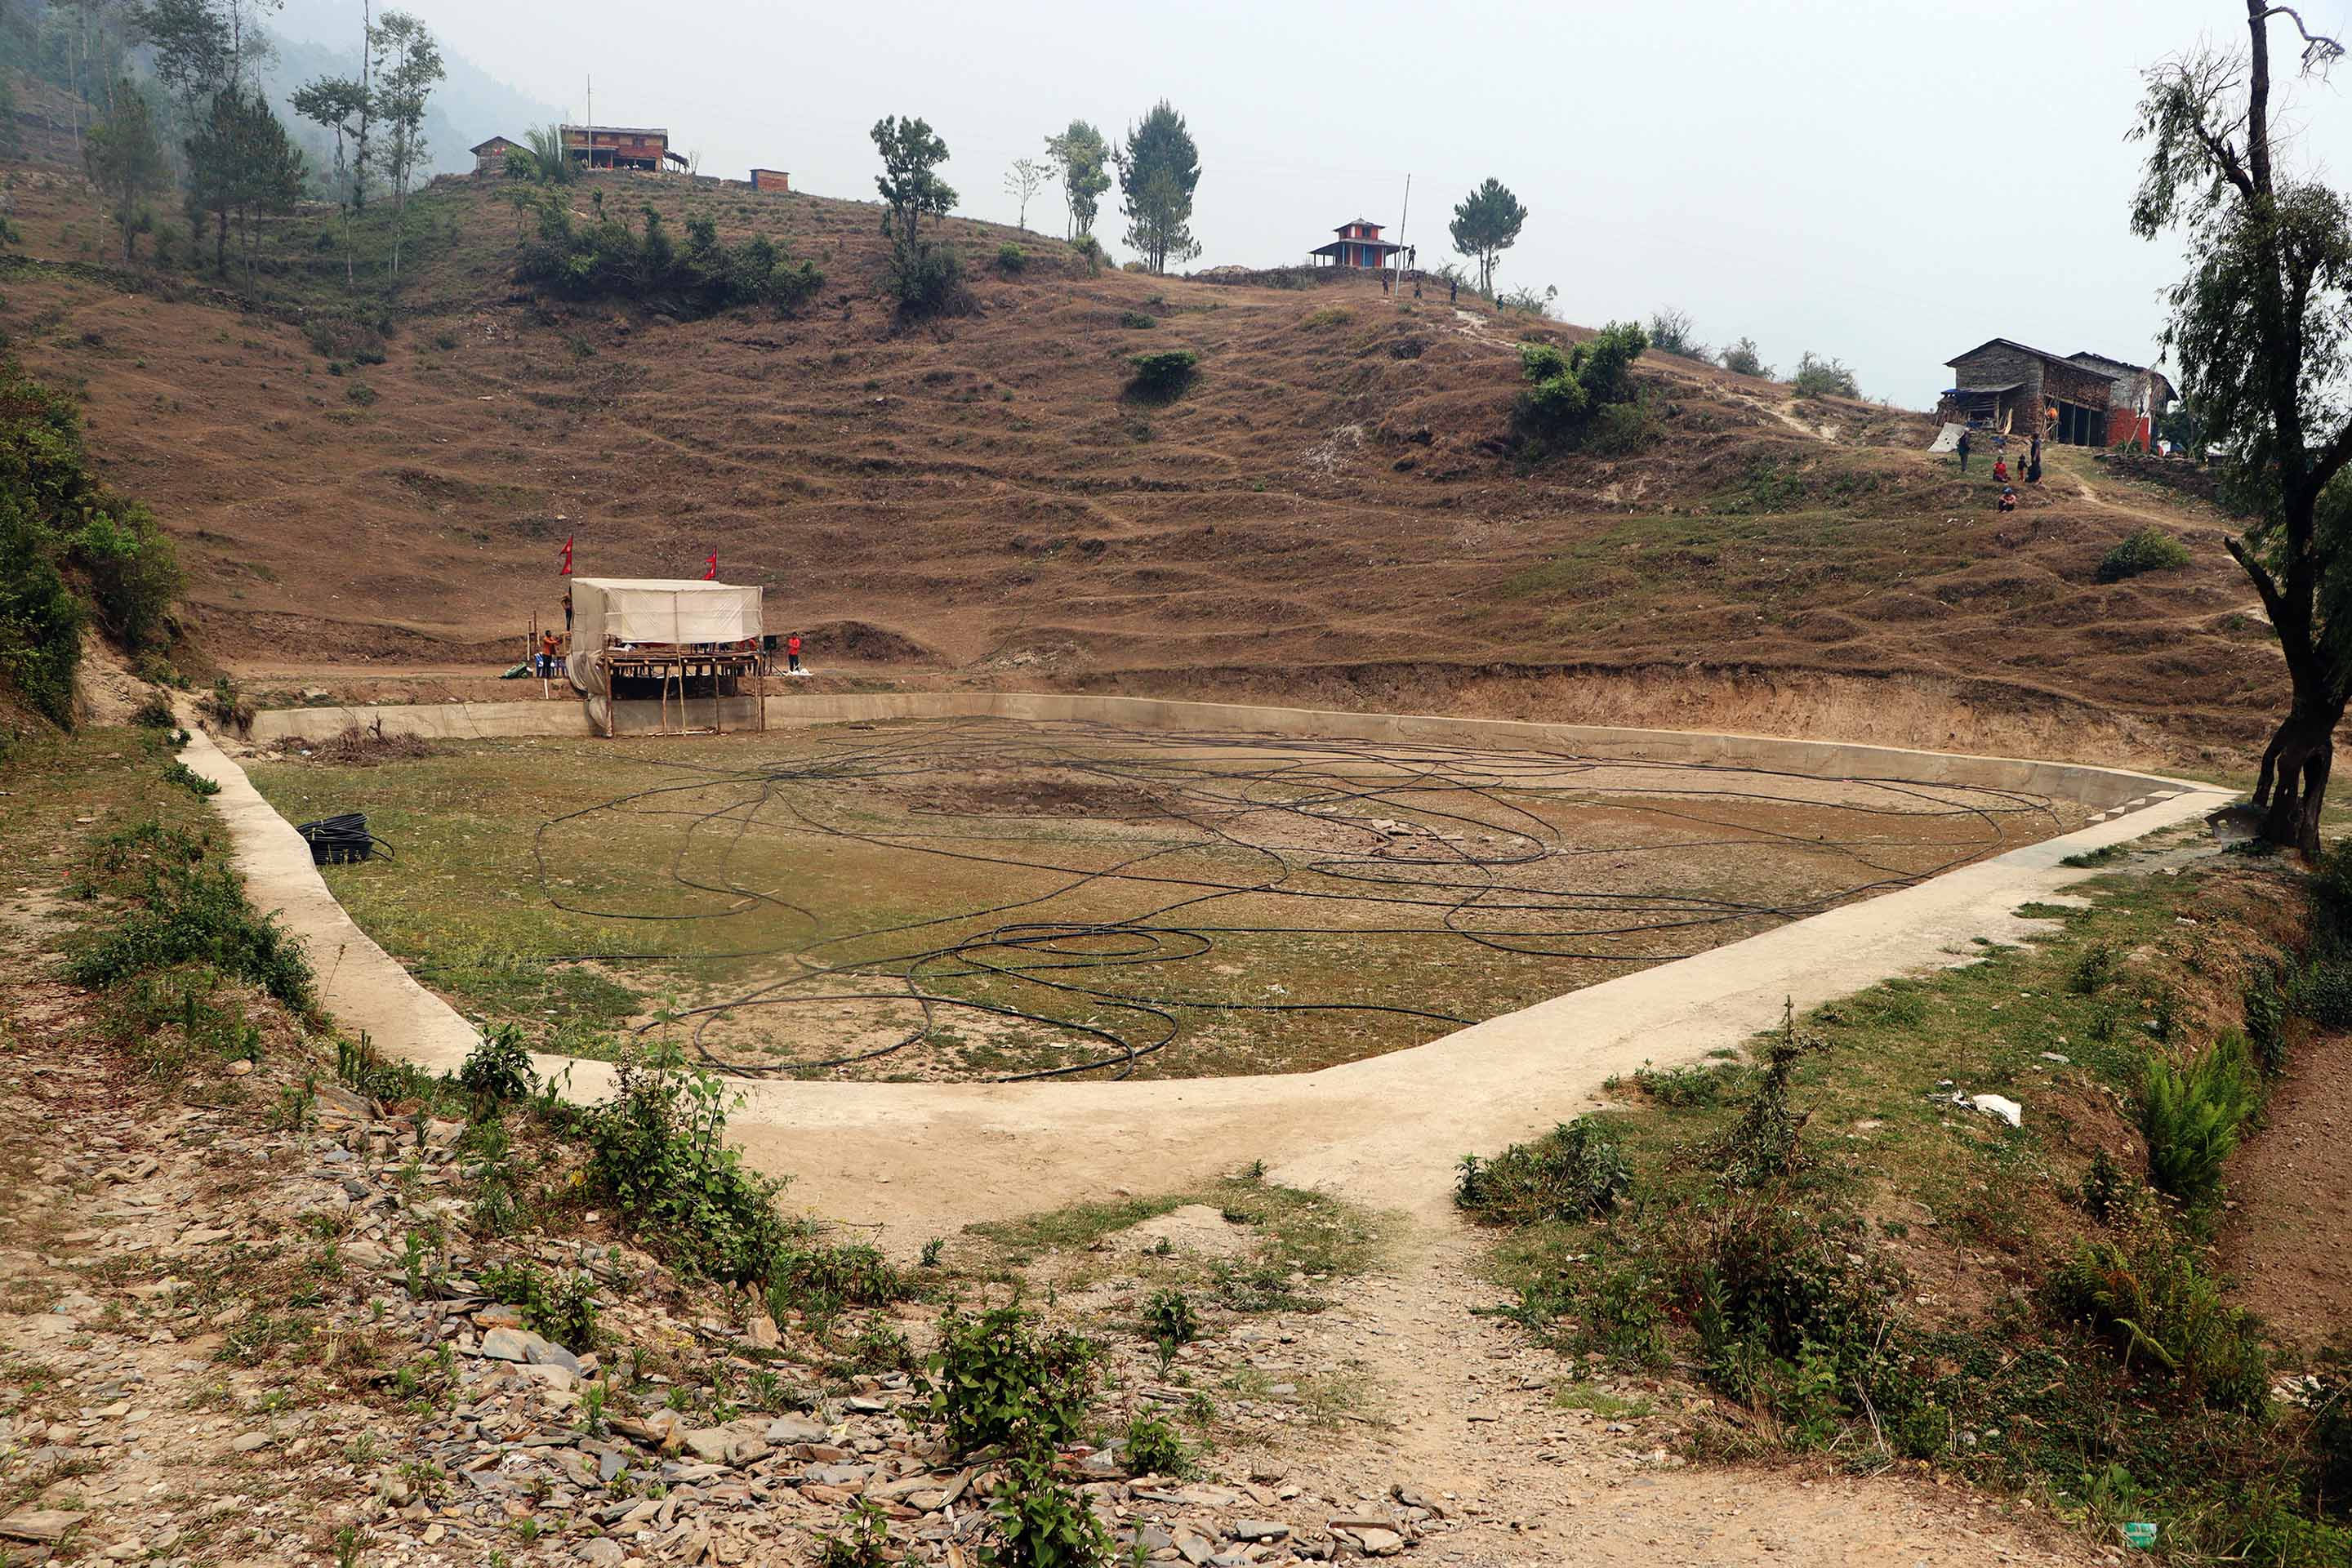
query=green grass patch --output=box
[1466,858,2352,1562]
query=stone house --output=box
[1941,338,2176,445]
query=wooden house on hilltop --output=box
[561,124,687,172]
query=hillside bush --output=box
[1118,310,1156,329]
[1790,351,1860,399]
[515,195,822,319]
[996,243,1027,274]
[884,242,969,319]
[2096,524,2194,582]
[1719,337,1772,379]
[1512,322,1650,452]
[1647,307,1706,360]
[2140,1034,2260,1205]
[68,853,314,1014]
[924,1307,1098,1455]
[581,1047,796,1282]
[0,359,182,722]
[1456,1116,1631,1223]
[1128,350,1197,399]
[2047,1241,2269,1412]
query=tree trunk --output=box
[2254,697,2345,858]
[214,209,227,274]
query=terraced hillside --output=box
[0,149,2278,765]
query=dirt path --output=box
[1202,1223,2094,1566]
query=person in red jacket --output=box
[1992,456,2011,483]
[786,632,802,674]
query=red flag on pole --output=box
[703,553,718,581]
[559,536,573,576]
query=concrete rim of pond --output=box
[185,693,2230,1239]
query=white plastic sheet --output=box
[570,578,763,647]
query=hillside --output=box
[0,149,2282,767]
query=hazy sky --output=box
[282,0,2352,407]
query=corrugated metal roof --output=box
[560,123,670,137]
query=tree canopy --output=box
[1045,119,1111,241]
[2130,1,2352,852]
[83,85,166,263]
[1115,100,1200,274]
[1449,178,1525,297]
[871,115,956,247]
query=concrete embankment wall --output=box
[244,692,2200,813]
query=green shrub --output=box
[1789,351,1860,399]
[2071,938,2123,994]
[198,676,255,736]
[2140,1033,2259,1205]
[769,1243,908,1312]
[1141,1289,1198,1349]
[1118,310,1156,329]
[1629,1060,1750,1107]
[1709,1001,1830,1187]
[515,195,824,318]
[1456,1116,1632,1223]
[162,759,218,796]
[924,1307,1098,1456]
[2047,1241,2269,1412]
[131,689,176,728]
[2290,957,2352,1029]
[2243,965,2290,1076]
[1512,322,1648,448]
[477,1258,599,1351]
[885,241,969,319]
[996,243,1027,274]
[1585,395,1662,456]
[2097,525,2194,583]
[985,1449,1111,1568]
[458,1022,537,1104]
[1303,306,1350,330]
[581,1048,795,1283]
[0,496,87,725]
[1121,1414,1192,1478]
[69,856,314,1013]
[0,359,183,719]
[1127,350,1197,399]
[817,1499,895,1568]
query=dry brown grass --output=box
[0,158,2278,763]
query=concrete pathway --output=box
[181,722,2227,1242]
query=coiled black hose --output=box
[296,813,394,865]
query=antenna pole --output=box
[1396,172,1412,284]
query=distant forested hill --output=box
[263,2,562,181]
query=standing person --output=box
[786,632,802,675]
[2027,434,2043,484]
[562,590,572,633]
[1957,429,1973,473]
[1449,277,1458,305]
[538,629,561,678]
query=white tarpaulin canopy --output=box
[571,578,763,647]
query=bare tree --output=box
[1003,157,1050,233]
[2131,2,2350,853]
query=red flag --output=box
[559,536,573,576]
[703,553,718,581]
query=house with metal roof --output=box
[1941,337,2177,446]
[1309,218,1404,270]
[559,124,688,172]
